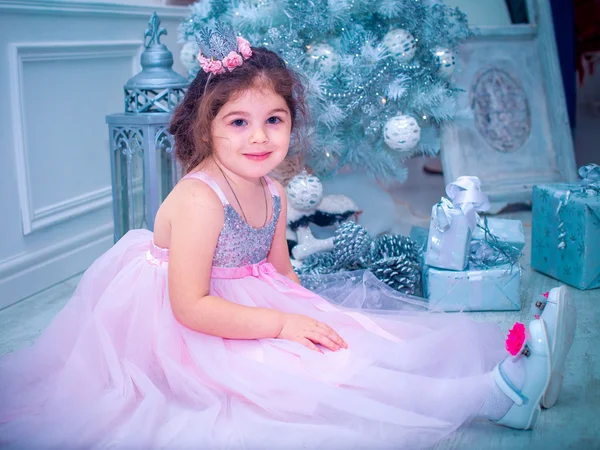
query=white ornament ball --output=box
[306,43,340,75]
[180,41,200,72]
[286,170,323,211]
[434,47,456,77]
[382,29,417,64]
[383,115,421,152]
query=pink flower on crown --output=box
[237,36,253,60]
[199,56,225,75]
[223,51,243,71]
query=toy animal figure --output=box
[284,171,361,262]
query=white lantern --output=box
[106,13,188,242]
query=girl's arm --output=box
[267,179,301,284]
[168,178,346,352]
[168,179,285,339]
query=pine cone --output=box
[370,254,422,296]
[296,251,336,275]
[333,222,373,270]
[372,234,422,263]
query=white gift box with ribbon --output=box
[424,176,490,271]
[423,263,521,312]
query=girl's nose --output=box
[250,126,269,144]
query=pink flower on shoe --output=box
[223,51,243,71]
[505,322,527,356]
[237,36,253,59]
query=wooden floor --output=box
[1,164,598,449]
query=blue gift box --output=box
[472,218,526,251]
[531,171,600,290]
[423,264,521,312]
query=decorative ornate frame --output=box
[440,0,577,213]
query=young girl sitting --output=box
[0,30,576,449]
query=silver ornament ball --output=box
[306,43,340,75]
[286,170,323,211]
[382,29,416,64]
[383,114,421,152]
[434,47,456,77]
[180,41,200,72]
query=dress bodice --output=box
[183,171,281,268]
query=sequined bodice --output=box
[213,198,281,268]
[148,172,281,269]
[183,171,280,269]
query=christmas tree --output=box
[179,0,471,182]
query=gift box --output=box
[531,164,600,290]
[423,263,521,312]
[472,218,526,251]
[424,177,490,271]
[412,222,525,253]
[424,198,472,271]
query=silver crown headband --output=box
[195,22,253,76]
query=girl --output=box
[0,34,576,449]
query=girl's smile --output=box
[244,152,272,161]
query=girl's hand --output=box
[276,313,348,353]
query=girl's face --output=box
[211,86,292,180]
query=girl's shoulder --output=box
[169,177,224,214]
[155,176,225,232]
[266,176,285,198]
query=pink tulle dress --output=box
[0,172,506,449]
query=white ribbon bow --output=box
[435,176,490,232]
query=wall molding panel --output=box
[8,41,141,235]
[0,223,114,310]
[0,5,186,305]
[31,186,113,233]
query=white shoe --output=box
[492,319,551,430]
[535,286,577,409]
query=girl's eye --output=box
[231,119,247,127]
[267,116,282,125]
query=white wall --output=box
[0,0,188,308]
[442,0,511,26]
